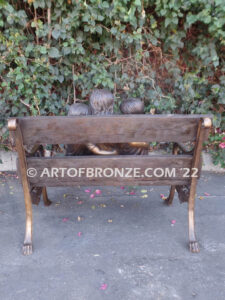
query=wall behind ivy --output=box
[0,0,225,135]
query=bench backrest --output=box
[9,115,212,187]
[18,115,206,144]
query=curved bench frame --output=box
[8,115,212,255]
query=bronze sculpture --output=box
[89,89,114,115]
[9,114,212,255]
[66,92,149,156]
[66,89,118,156]
[65,103,92,156]
[120,97,145,114]
[87,89,118,155]
[118,98,149,155]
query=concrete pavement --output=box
[0,172,225,300]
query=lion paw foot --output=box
[189,241,200,253]
[23,243,33,255]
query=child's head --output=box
[120,98,144,114]
[68,103,89,116]
[89,89,114,115]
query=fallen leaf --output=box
[141,189,147,193]
[108,219,112,223]
[100,204,106,208]
[95,189,102,195]
[141,194,148,198]
[91,205,96,210]
[77,216,84,222]
[63,194,67,198]
[160,194,167,200]
[199,196,204,200]
[100,283,107,290]
[120,205,124,208]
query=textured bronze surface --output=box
[27,155,192,186]
[9,113,212,254]
[164,143,178,206]
[13,121,33,255]
[16,115,208,145]
[188,119,205,253]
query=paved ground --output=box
[0,172,225,300]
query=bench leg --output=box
[42,187,52,206]
[22,189,33,255]
[10,120,33,255]
[187,119,206,253]
[188,181,199,253]
[164,185,175,205]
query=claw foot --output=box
[23,243,33,255]
[189,241,200,253]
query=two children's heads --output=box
[90,89,144,115]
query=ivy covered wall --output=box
[0,0,225,164]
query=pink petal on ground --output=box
[63,218,68,222]
[78,232,82,237]
[223,136,225,140]
[129,192,135,195]
[100,284,107,290]
[77,201,83,205]
[120,186,125,190]
[85,189,91,193]
[204,192,210,196]
[90,194,95,199]
[171,220,176,224]
[95,189,102,195]
[160,194,165,198]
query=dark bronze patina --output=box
[65,103,92,156]
[118,98,149,155]
[8,98,212,255]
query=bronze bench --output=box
[8,114,212,255]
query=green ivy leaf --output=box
[40,46,47,54]
[49,47,61,58]
[52,28,61,40]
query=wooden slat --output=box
[16,115,209,145]
[27,155,193,187]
